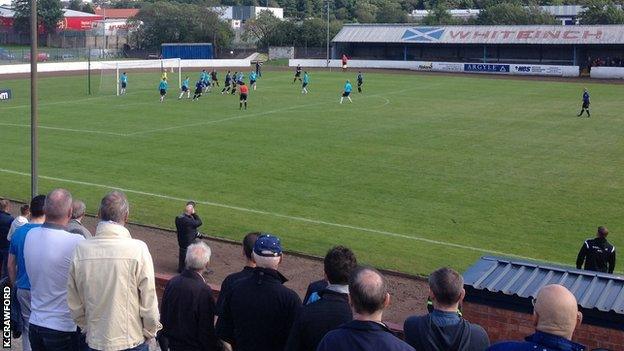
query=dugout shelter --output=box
[332,24,624,69]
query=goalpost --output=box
[97,58,182,96]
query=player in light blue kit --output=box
[340,80,353,104]
[159,78,168,102]
[119,72,128,95]
[249,71,257,91]
[179,76,190,99]
[301,71,310,94]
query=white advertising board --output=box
[590,67,624,79]
[289,59,578,77]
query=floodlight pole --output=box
[326,0,330,68]
[30,0,38,198]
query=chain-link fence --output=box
[0,46,125,64]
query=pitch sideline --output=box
[0,167,565,266]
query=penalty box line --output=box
[0,167,565,266]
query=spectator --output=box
[0,198,14,279]
[175,201,205,273]
[487,284,584,351]
[24,189,85,350]
[316,267,415,351]
[67,191,161,351]
[215,232,259,315]
[215,234,301,351]
[7,195,46,351]
[285,246,358,351]
[404,267,490,351]
[66,200,92,238]
[576,226,616,274]
[160,241,224,351]
[7,204,29,241]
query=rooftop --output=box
[463,256,624,315]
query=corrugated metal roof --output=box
[463,256,624,315]
[332,24,624,45]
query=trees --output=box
[12,0,63,34]
[579,0,624,24]
[376,0,408,22]
[475,2,557,24]
[130,2,233,50]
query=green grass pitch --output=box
[1,69,622,276]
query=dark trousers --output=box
[0,248,8,280]
[29,324,80,351]
[178,246,187,273]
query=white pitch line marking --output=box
[0,167,566,266]
[0,122,127,136]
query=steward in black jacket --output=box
[576,227,616,274]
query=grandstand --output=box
[331,24,624,69]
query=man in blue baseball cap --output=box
[216,234,302,351]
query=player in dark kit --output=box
[293,64,302,83]
[578,88,590,117]
[221,71,232,94]
[239,82,249,110]
[576,226,616,273]
[357,71,364,93]
[231,71,238,95]
[211,70,219,87]
[192,80,204,101]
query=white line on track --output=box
[0,167,566,266]
[0,122,127,136]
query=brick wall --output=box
[462,301,624,350]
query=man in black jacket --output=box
[0,198,14,279]
[576,226,616,274]
[215,234,301,351]
[160,241,224,351]
[404,267,490,351]
[285,245,357,351]
[215,232,259,315]
[175,201,205,273]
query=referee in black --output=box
[576,226,616,274]
[175,201,206,273]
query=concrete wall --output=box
[0,59,252,75]
[289,59,580,77]
[591,66,624,79]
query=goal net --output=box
[97,58,182,96]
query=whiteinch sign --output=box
[334,25,624,45]
[0,89,11,101]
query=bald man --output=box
[487,284,585,351]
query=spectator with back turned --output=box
[487,285,585,351]
[160,241,224,351]
[285,246,358,351]
[404,267,489,351]
[316,266,414,351]
[576,226,616,274]
[0,198,14,279]
[67,191,161,351]
[7,203,29,241]
[215,234,301,351]
[66,200,92,239]
[215,232,259,315]
[175,201,205,273]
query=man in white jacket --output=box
[67,191,161,351]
